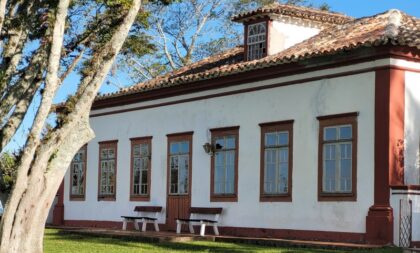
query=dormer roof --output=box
[232,3,353,25]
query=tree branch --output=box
[60,48,86,82]
[0,0,7,33]
[156,18,176,70]
[0,45,47,124]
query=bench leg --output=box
[176,220,181,234]
[141,219,147,232]
[200,223,206,237]
[189,222,195,234]
[213,225,219,236]
[154,221,159,232]
[134,220,140,231]
[122,220,127,230]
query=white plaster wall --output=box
[405,71,420,185]
[270,20,319,54]
[391,191,420,246]
[64,71,375,233]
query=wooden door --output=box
[166,133,193,231]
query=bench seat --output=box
[177,218,217,223]
[121,206,162,232]
[176,207,222,236]
[121,216,157,221]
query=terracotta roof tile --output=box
[231,3,353,24]
[96,9,420,102]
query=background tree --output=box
[0,0,173,252]
[119,0,330,83]
[0,153,17,204]
[0,153,17,194]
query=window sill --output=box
[260,194,292,202]
[130,195,150,202]
[318,193,356,201]
[210,194,237,202]
[69,195,85,201]
[97,196,116,201]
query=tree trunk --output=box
[0,119,94,253]
[0,0,143,252]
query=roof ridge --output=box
[232,2,353,24]
[384,9,403,38]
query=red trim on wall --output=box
[389,69,405,186]
[64,220,123,230]
[366,68,405,244]
[411,241,420,248]
[90,65,418,119]
[62,220,365,243]
[390,185,420,191]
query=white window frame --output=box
[70,147,86,197]
[247,22,267,61]
[132,143,150,196]
[322,124,353,193]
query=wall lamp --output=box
[203,143,214,155]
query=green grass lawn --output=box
[44,229,402,253]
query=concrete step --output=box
[404,248,420,253]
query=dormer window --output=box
[247,22,267,61]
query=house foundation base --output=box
[366,205,393,245]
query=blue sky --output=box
[4,0,420,152]
[312,0,420,17]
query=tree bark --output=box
[0,1,143,252]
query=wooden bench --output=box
[121,206,162,232]
[176,207,223,236]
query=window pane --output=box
[180,141,189,154]
[264,149,276,193]
[214,152,225,194]
[339,126,352,140]
[215,138,225,150]
[279,163,288,193]
[265,133,277,146]
[170,143,179,154]
[323,144,336,192]
[340,160,351,185]
[278,132,288,146]
[133,145,140,157]
[101,149,108,159]
[324,127,337,141]
[279,148,288,163]
[140,144,149,156]
[108,149,115,159]
[178,155,189,194]
[225,151,235,194]
[226,137,236,149]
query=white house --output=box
[52,3,420,247]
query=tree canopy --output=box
[116,0,330,84]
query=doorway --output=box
[166,132,193,231]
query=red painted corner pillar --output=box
[366,68,405,244]
[52,180,65,226]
